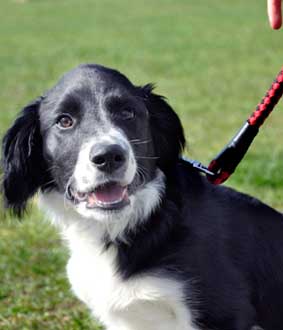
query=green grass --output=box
[1,0,283,328]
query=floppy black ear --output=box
[1,97,48,216]
[140,84,185,173]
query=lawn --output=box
[1,0,283,329]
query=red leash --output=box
[185,67,283,184]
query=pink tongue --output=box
[94,183,125,204]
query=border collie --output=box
[2,64,283,330]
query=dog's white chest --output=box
[66,242,197,330]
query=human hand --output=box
[268,0,282,29]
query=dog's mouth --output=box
[67,181,130,210]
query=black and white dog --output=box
[2,64,283,330]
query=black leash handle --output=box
[185,67,283,184]
[206,122,259,184]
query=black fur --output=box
[116,160,283,329]
[2,64,283,330]
[140,83,185,174]
[2,97,51,216]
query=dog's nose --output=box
[90,144,127,172]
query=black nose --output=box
[90,144,127,172]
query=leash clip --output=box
[182,157,215,176]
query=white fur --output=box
[39,174,199,330]
[73,127,137,194]
[67,243,198,330]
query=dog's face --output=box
[2,64,185,231]
[40,65,158,221]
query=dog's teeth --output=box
[87,192,97,207]
[122,188,128,199]
[96,197,123,206]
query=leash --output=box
[184,67,283,185]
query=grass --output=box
[0,0,283,328]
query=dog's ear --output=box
[2,97,47,216]
[140,84,185,173]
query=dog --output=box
[2,63,283,330]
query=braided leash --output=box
[185,67,283,185]
[248,69,283,127]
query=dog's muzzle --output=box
[66,141,134,211]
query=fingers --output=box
[268,0,282,29]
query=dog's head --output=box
[2,64,185,233]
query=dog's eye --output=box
[119,108,135,120]
[56,115,74,129]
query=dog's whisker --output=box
[139,163,150,175]
[131,139,152,145]
[42,178,56,187]
[46,164,60,172]
[135,156,159,160]
[136,167,146,187]
[137,164,149,180]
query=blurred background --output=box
[1,0,283,329]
